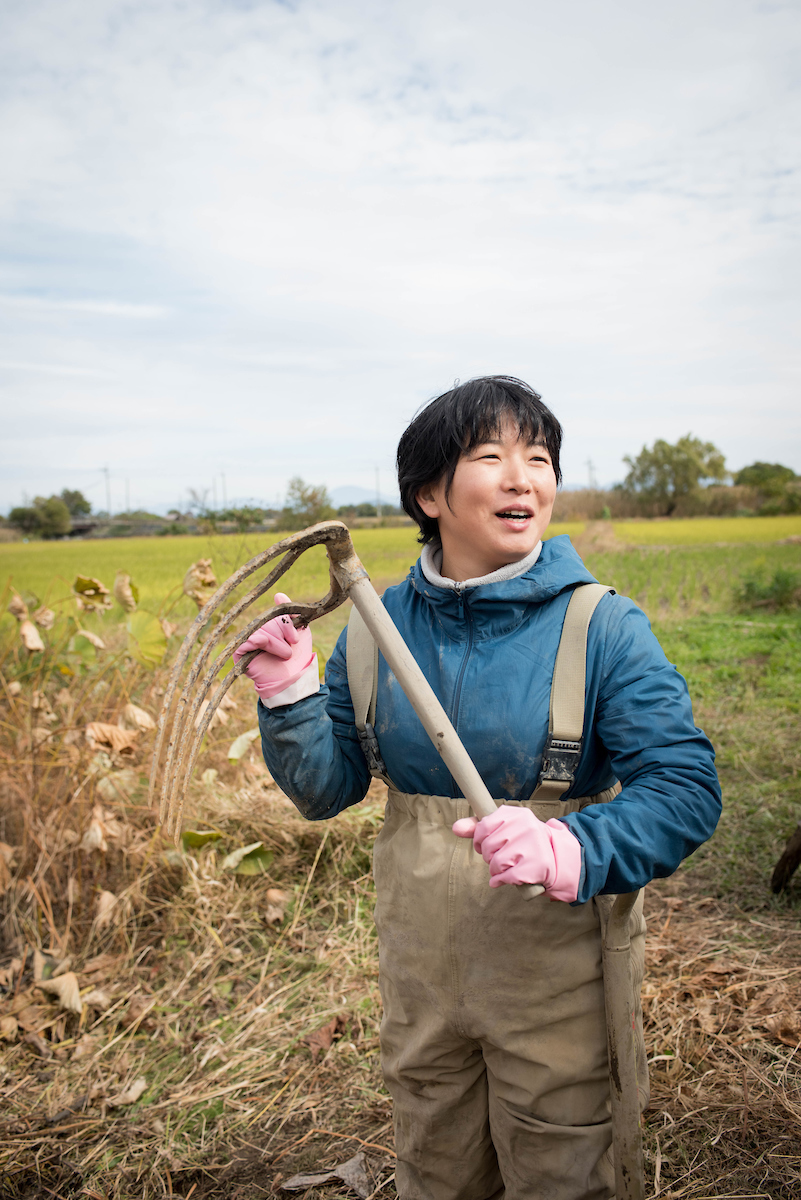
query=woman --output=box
[237,376,721,1200]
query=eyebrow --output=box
[471,436,548,448]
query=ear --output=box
[415,483,442,520]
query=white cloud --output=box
[0,0,799,512]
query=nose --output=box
[502,452,532,494]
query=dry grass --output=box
[1,549,800,1199]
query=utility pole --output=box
[585,459,597,490]
[221,472,227,509]
[103,466,111,515]
[375,467,382,519]
[212,478,217,511]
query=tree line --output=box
[3,441,798,539]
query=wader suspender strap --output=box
[529,582,614,803]
[346,582,615,793]
[346,603,393,784]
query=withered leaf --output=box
[72,575,112,613]
[16,1003,52,1032]
[304,1014,348,1062]
[76,628,106,649]
[118,703,155,732]
[265,887,288,924]
[33,606,56,630]
[0,1015,19,1041]
[85,722,139,755]
[37,973,83,1015]
[95,890,118,930]
[281,1152,385,1198]
[122,994,156,1030]
[108,1076,147,1106]
[19,620,45,653]
[23,1031,53,1058]
[83,988,112,1010]
[8,592,28,621]
[183,559,217,609]
[82,952,119,978]
[765,1013,801,1047]
[71,1033,98,1060]
[113,571,139,613]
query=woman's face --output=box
[416,415,558,582]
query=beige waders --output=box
[347,589,648,1200]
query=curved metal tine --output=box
[163,598,327,829]
[149,540,318,811]
[164,588,349,839]
[165,661,241,840]
[152,520,352,814]
[156,550,306,822]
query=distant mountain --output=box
[329,485,401,508]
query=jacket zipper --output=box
[451,589,473,759]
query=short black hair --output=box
[396,375,563,544]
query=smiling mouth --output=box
[496,509,532,521]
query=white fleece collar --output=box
[420,540,543,590]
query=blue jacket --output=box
[259,536,721,903]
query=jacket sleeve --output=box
[562,597,722,903]
[257,626,372,820]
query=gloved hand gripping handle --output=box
[326,532,545,901]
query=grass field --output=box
[1,518,800,1197]
[613,513,801,546]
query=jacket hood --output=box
[405,535,599,642]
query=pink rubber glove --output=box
[452,806,582,902]
[234,592,316,702]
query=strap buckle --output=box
[357,722,388,776]
[539,736,582,784]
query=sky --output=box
[1,0,800,514]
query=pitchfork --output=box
[150,519,644,1200]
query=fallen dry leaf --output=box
[19,620,45,652]
[37,973,83,1015]
[108,1076,147,1106]
[81,815,108,853]
[118,703,155,732]
[83,988,112,1010]
[16,1003,52,1032]
[23,1031,52,1058]
[0,956,22,988]
[122,994,156,1030]
[71,1033,98,1061]
[85,722,138,755]
[281,1152,386,1198]
[161,618,178,639]
[765,1013,801,1047]
[0,1015,19,1041]
[265,887,288,924]
[33,949,61,982]
[82,953,119,980]
[304,1014,348,1062]
[7,680,22,697]
[95,891,117,930]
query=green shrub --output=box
[737,567,801,610]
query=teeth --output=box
[499,511,530,519]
